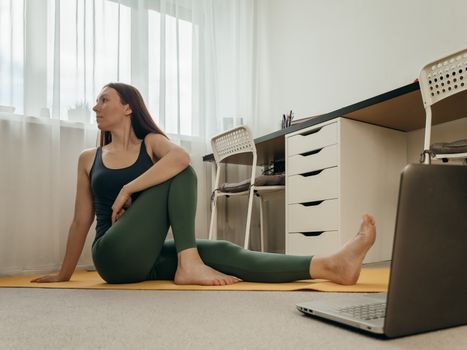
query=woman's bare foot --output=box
[310,214,376,285]
[174,248,241,286]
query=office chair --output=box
[208,125,285,251]
[419,48,467,164]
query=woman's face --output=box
[93,87,132,131]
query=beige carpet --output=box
[0,267,389,292]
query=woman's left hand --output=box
[111,187,133,224]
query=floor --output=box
[1,287,466,349]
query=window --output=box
[0,0,194,136]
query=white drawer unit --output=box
[285,118,407,263]
[288,199,339,232]
[287,167,338,204]
[287,231,340,257]
[287,143,338,176]
[287,122,338,156]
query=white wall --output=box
[255,0,467,133]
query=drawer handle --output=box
[300,126,322,136]
[301,169,324,177]
[299,231,324,237]
[300,148,323,157]
[301,200,324,207]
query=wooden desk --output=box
[202,81,467,165]
[203,81,466,260]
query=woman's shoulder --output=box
[143,133,165,162]
[144,132,167,144]
[79,147,98,174]
[80,147,98,160]
[144,132,170,151]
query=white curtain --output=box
[0,0,257,276]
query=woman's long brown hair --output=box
[98,82,167,146]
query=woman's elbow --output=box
[178,150,191,168]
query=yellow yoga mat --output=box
[0,267,389,292]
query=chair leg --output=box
[423,107,432,164]
[243,188,255,249]
[259,195,265,252]
[208,196,217,240]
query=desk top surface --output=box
[203,81,467,165]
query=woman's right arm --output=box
[31,149,96,283]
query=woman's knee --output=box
[93,252,150,284]
[168,166,197,207]
[97,269,147,284]
[92,238,152,284]
[171,165,197,187]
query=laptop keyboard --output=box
[338,302,386,321]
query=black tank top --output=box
[90,141,154,243]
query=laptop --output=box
[296,163,467,338]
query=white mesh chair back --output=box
[419,48,467,108]
[209,125,285,250]
[209,125,259,249]
[419,48,467,163]
[211,125,257,164]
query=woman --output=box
[32,82,376,286]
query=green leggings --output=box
[92,166,312,284]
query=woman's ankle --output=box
[309,255,334,280]
[177,247,204,268]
